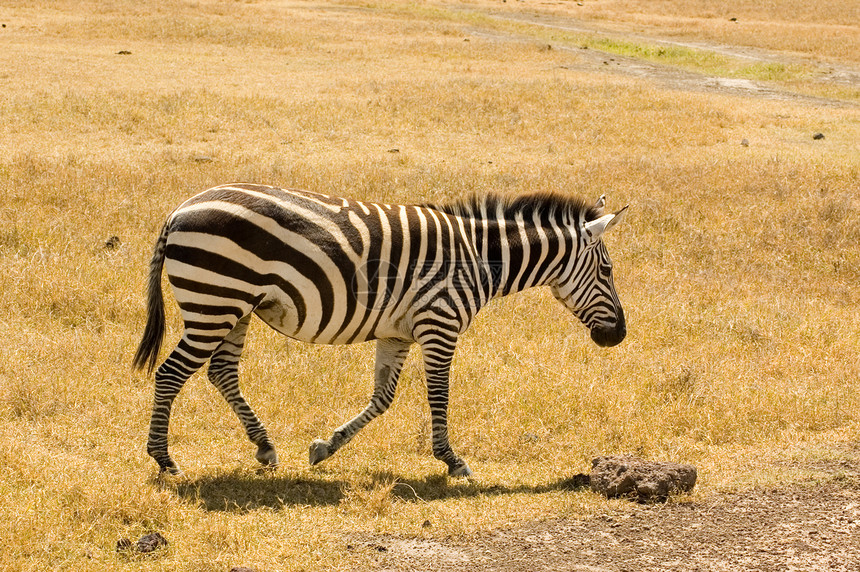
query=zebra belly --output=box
[254,296,302,339]
[253,291,413,345]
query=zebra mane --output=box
[424,191,602,223]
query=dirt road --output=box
[358,456,859,571]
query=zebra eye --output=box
[598,262,612,277]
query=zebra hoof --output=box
[150,451,182,476]
[448,462,473,478]
[255,444,279,468]
[157,462,182,477]
[309,439,330,466]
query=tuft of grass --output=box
[340,475,401,520]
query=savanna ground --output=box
[0,1,858,570]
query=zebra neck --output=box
[473,214,570,299]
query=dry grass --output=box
[1,1,859,570]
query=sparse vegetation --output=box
[0,1,858,570]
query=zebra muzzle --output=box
[589,310,626,348]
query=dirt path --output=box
[461,7,859,107]
[358,457,860,571]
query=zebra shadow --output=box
[168,470,591,512]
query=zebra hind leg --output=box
[148,333,224,475]
[207,314,278,468]
[309,338,411,466]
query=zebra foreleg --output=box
[420,336,472,478]
[309,338,411,466]
[207,315,278,468]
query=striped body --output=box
[134,183,627,476]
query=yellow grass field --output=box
[0,1,858,570]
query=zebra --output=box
[133,183,627,477]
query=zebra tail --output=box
[132,223,169,374]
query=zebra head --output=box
[550,196,628,348]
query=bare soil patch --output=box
[357,450,860,571]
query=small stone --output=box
[387,148,400,153]
[116,538,133,552]
[813,132,825,140]
[117,50,132,55]
[136,532,168,553]
[422,519,432,528]
[741,138,749,147]
[104,235,121,249]
[193,155,214,163]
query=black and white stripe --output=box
[133,183,627,476]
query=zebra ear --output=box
[583,205,628,243]
[593,194,606,215]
